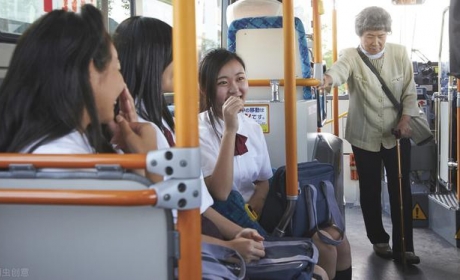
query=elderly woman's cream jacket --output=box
[326,43,419,152]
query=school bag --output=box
[259,160,345,245]
[210,191,319,279]
[201,242,246,280]
[246,238,318,280]
[201,238,318,280]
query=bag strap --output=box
[356,47,401,111]
[305,184,343,246]
[320,180,346,234]
[304,184,317,233]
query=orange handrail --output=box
[172,0,202,279]
[332,0,339,136]
[312,0,322,66]
[283,0,298,198]
[0,189,157,206]
[457,79,460,201]
[248,78,321,87]
[0,154,146,169]
[312,0,323,133]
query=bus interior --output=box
[0,0,459,279]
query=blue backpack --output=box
[259,161,345,245]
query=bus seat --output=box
[226,0,283,27]
[227,16,312,100]
[0,170,176,280]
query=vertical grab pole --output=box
[312,0,323,133]
[282,0,298,198]
[332,0,339,136]
[457,79,460,201]
[173,1,202,279]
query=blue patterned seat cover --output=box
[228,16,312,99]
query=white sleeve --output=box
[254,124,273,181]
[198,122,220,179]
[199,172,214,213]
[199,141,219,178]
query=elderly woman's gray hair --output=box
[355,6,392,36]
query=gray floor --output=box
[346,206,460,280]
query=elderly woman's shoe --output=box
[373,243,393,259]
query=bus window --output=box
[0,0,131,38]
[108,0,132,33]
[140,0,222,61]
[392,0,426,4]
[0,0,48,36]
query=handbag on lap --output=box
[246,238,318,280]
[201,242,246,280]
[210,191,319,279]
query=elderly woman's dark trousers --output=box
[352,139,414,254]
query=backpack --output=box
[259,161,345,245]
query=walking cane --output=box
[392,128,406,268]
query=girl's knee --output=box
[313,265,330,280]
[336,235,352,270]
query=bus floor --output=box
[345,206,460,280]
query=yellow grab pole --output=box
[457,79,460,202]
[312,0,322,67]
[172,1,201,279]
[312,0,323,133]
[332,0,339,136]
[283,0,298,197]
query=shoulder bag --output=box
[201,242,246,280]
[246,238,318,280]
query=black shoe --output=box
[373,243,393,259]
[394,252,421,265]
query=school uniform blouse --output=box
[199,112,273,202]
[23,130,94,154]
[138,116,170,151]
[138,116,214,214]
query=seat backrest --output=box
[227,16,311,100]
[0,171,176,280]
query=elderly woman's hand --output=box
[396,115,412,138]
[318,74,333,93]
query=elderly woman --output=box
[322,6,420,265]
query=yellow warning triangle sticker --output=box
[456,228,460,240]
[412,203,427,220]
